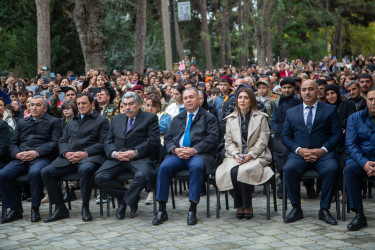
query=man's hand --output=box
[309,148,326,162]
[18,150,39,162]
[363,161,375,177]
[173,148,190,159]
[53,86,61,99]
[182,147,196,158]
[113,151,130,162]
[15,152,26,161]
[38,66,44,75]
[71,151,87,163]
[297,148,313,162]
[37,78,44,86]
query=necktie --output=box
[182,114,194,147]
[126,118,134,134]
[306,106,313,133]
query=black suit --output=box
[94,111,159,207]
[0,120,11,168]
[282,102,342,209]
[41,111,110,208]
[0,114,62,210]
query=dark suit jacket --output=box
[0,120,11,167]
[10,113,63,165]
[164,107,219,174]
[96,110,160,181]
[282,102,342,159]
[52,111,110,168]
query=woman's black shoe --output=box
[236,213,244,220]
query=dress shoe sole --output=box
[347,222,367,231]
[236,213,244,220]
[82,217,93,222]
[44,213,69,223]
[1,214,23,224]
[244,214,253,220]
[31,217,41,223]
[152,215,168,225]
[283,214,303,223]
[187,220,197,226]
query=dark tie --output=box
[306,106,313,133]
[126,118,134,134]
[182,114,194,147]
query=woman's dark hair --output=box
[173,84,185,95]
[114,86,123,98]
[60,101,78,116]
[146,93,162,113]
[324,84,342,107]
[235,87,258,114]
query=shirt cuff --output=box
[321,147,328,153]
[295,147,301,155]
[194,148,198,154]
[110,151,116,159]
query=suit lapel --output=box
[311,102,323,133]
[126,110,143,135]
[298,105,310,135]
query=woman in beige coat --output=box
[215,87,274,219]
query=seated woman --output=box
[215,87,273,220]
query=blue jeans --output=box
[0,159,50,209]
[156,155,204,203]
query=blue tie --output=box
[182,114,194,147]
[306,106,313,133]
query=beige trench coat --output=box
[216,110,274,191]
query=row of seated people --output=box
[0,82,374,232]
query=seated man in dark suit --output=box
[282,80,342,225]
[0,119,11,169]
[42,93,110,222]
[153,88,219,226]
[344,86,375,231]
[0,96,63,223]
[94,91,159,220]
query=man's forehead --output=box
[123,97,135,104]
[367,91,375,98]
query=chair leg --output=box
[65,181,72,210]
[216,186,220,218]
[112,195,116,209]
[282,177,286,220]
[225,191,229,210]
[153,183,157,216]
[174,180,177,196]
[49,202,52,216]
[336,182,340,221]
[266,181,270,220]
[106,195,110,217]
[99,189,103,216]
[342,173,346,221]
[206,175,210,218]
[183,180,187,191]
[171,181,176,209]
[94,187,97,198]
[2,206,6,218]
[179,180,182,195]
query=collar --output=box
[303,101,318,109]
[369,110,375,119]
[187,107,199,118]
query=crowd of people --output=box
[0,54,374,232]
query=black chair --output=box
[282,169,341,220]
[215,169,277,220]
[342,174,375,221]
[170,170,212,218]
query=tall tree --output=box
[173,7,185,61]
[160,0,173,70]
[133,0,147,73]
[35,0,51,75]
[219,1,228,67]
[198,0,213,69]
[63,0,106,73]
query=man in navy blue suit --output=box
[282,80,342,225]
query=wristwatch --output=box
[134,149,139,158]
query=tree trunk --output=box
[332,15,340,58]
[64,0,106,73]
[35,0,51,76]
[324,0,329,54]
[338,18,343,58]
[219,1,228,67]
[160,0,173,70]
[133,0,147,73]
[226,34,232,66]
[199,0,213,70]
[238,2,245,66]
[173,9,185,61]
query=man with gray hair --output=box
[95,91,160,220]
[0,95,63,224]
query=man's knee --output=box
[94,173,107,186]
[134,171,146,184]
[78,163,95,177]
[41,164,54,179]
[344,161,362,177]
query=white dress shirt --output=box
[178,108,199,150]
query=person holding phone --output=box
[215,87,273,220]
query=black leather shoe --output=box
[1,209,23,224]
[81,207,92,222]
[44,206,69,223]
[130,195,140,218]
[318,209,337,225]
[347,214,367,231]
[236,213,244,220]
[152,211,168,225]
[116,200,127,220]
[284,208,303,223]
[187,211,197,225]
[244,213,253,220]
[31,208,41,222]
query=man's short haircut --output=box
[77,92,94,103]
[368,86,375,94]
[100,88,110,96]
[32,95,48,107]
[122,91,141,104]
[316,79,328,86]
[259,75,270,83]
[182,87,199,97]
[210,87,221,95]
[18,88,28,95]
[280,76,296,87]
[9,90,17,96]
[358,73,373,81]
[293,77,302,84]
[345,80,360,89]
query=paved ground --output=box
[1,185,375,249]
